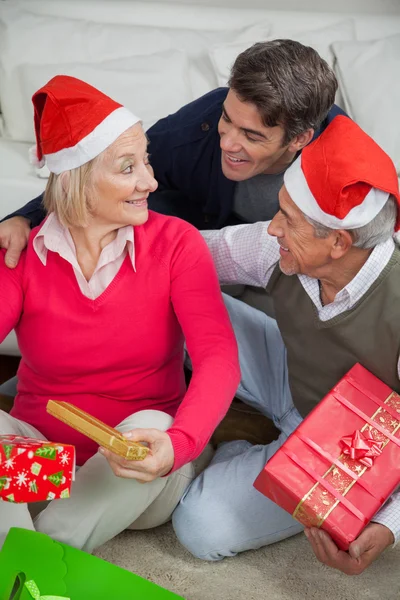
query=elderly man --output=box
[172,115,400,575]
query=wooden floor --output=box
[0,355,20,384]
[0,355,20,412]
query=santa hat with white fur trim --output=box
[284,115,400,243]
[30,75,141,174]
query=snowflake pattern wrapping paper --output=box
[0,436,75,503]
[254,363,400,550]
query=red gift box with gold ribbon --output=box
[254,363,400,550]
[0,436,75,503]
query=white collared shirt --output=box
[202,222,400,544]
[33,213,135,299]
[202,221,395,321]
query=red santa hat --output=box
[30,75,141,174]
[284,115,400,242]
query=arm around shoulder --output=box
[0,216,31,268]
[0,193,45,267]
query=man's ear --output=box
[330,229,353,259]
[287,129,314,153]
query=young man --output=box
[0,39,344,267]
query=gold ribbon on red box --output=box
[286,379,400,528]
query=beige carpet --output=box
[94,523,400,599]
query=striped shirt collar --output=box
[299,238,395,318]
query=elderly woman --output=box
[0,75,240,552]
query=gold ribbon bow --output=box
[24,580,70,600]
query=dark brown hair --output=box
[229,39,338,144]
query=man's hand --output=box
[99,428,175,482]
[305,522,394,575]
[0,216,31,268]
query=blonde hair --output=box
[43,156,101,228]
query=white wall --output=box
[8,0,399,16]
[147,0,400,15]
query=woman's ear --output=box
[330,229,353,259]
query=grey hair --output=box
[229,39,338,145]
[304,195,398,249]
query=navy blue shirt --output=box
[7,88,346,229]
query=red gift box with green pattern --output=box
[0,435,75,503]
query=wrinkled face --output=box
[90,123,157,228]
[268,186,334,277]
[218,89,293,181]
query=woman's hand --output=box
[99,428,175,482]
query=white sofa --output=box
[1,0,400,355]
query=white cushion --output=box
[0,331,19,357]
[0,138,45,220]
[17,50,193,143]
[269,19,356,67]
[332,35,400,173]
[0,3,271,140]
[210,19,356,89]
[11,0,400,41]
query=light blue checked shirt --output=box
[202,222,400,545]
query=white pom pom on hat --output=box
[29,75,141,175]
[28,144,45,169]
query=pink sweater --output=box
[0,212,240,470]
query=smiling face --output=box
[218,90,301,181]
[267,186,336,277]
[89,123,158,228]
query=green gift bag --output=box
[0,528,184,599]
